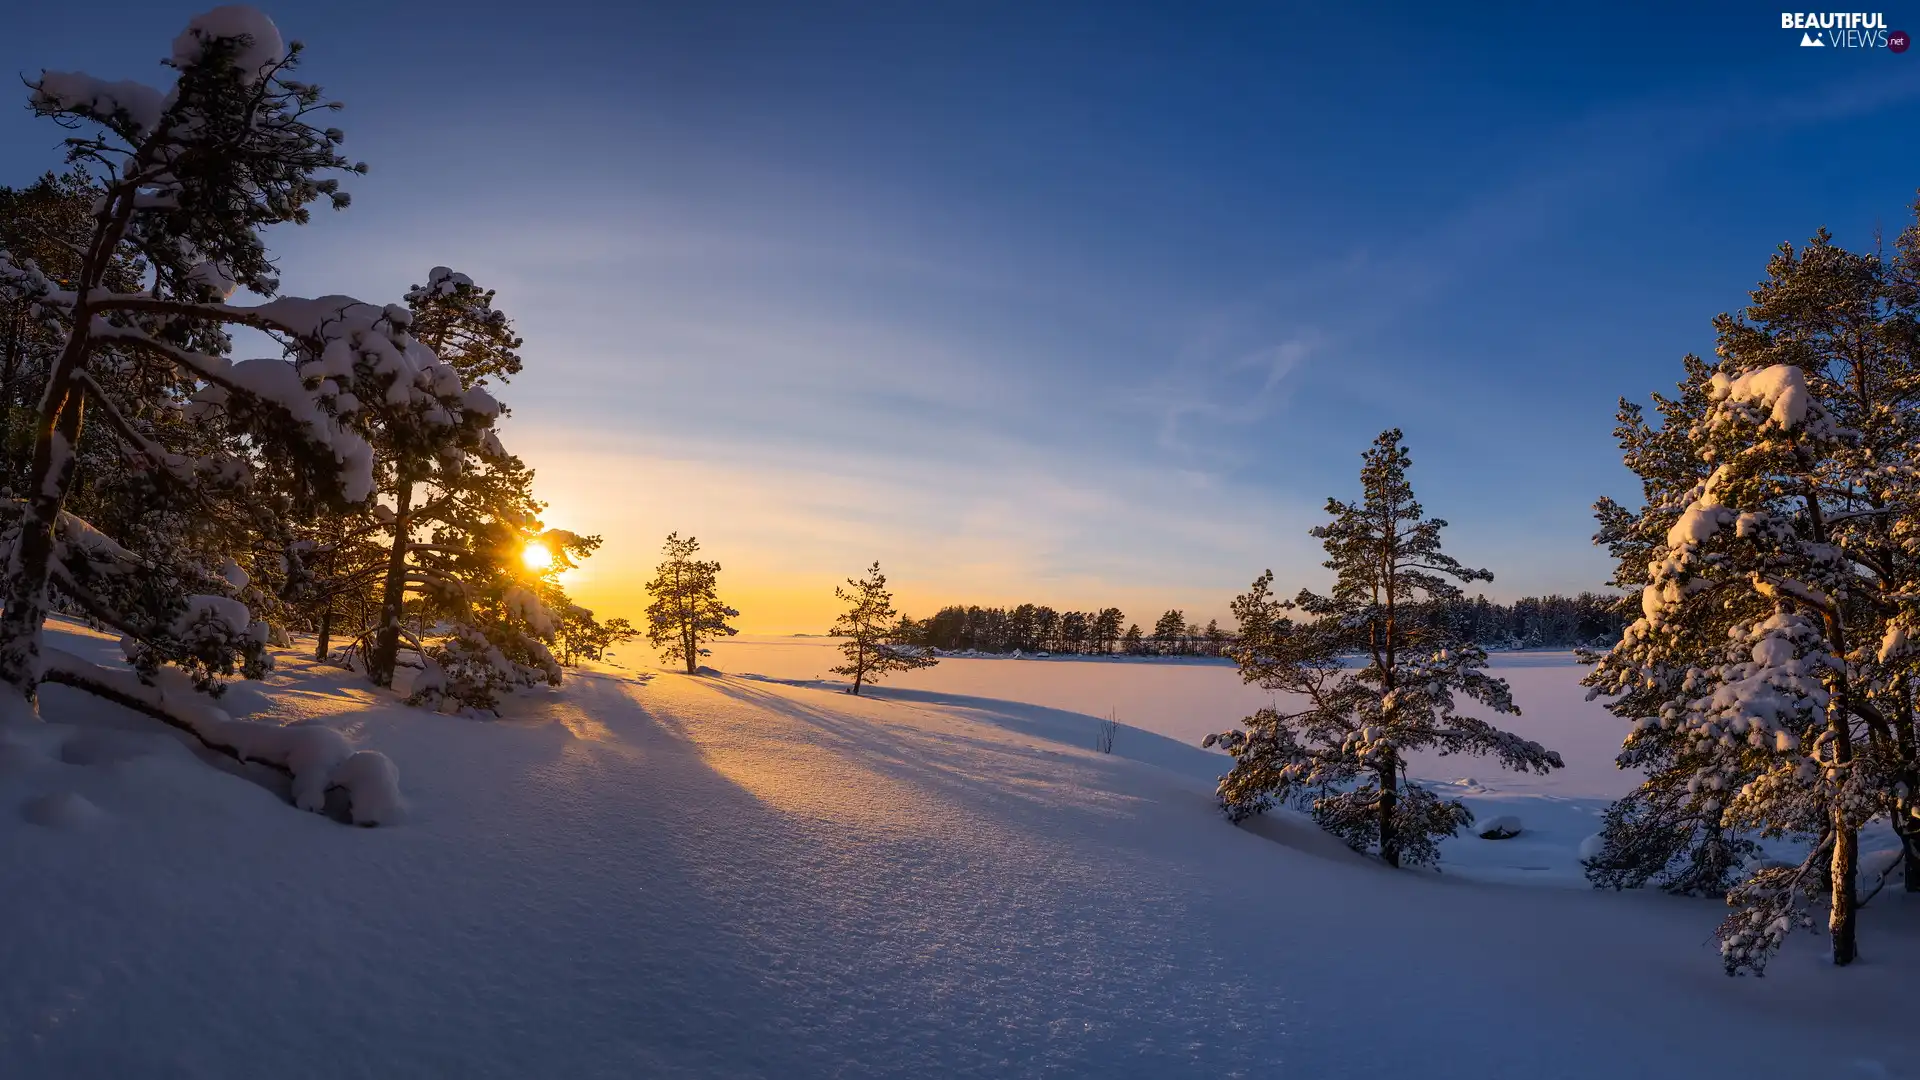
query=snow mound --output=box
[1578,833,1607,862]
[330,750,404,826]
[44,650,402,826]
[22,790,105,829]
[171,5,284,80]
[1478,815,1522,840]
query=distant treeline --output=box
[896,592,1625,657]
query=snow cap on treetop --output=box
[1708,364,1815,430]
[171,6,285,81]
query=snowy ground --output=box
[2,624,1917,1077]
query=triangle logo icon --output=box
[1801,31,1825,45]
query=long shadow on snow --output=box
[731,676,1227,784]
[720,677,1411,872]
[699,678,1197,839]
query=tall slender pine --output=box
[1206,430,1563,866]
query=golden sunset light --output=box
[2,3,1911,1075]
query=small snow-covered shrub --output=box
[409,622,555,716]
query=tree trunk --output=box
[1828,690,1858,965]
[1,311,19,493]
[1832,813,1858,965]
[1378,754,1399,869]
[368,478,412,687]
[1896,683,1920,892]
[0,389,85,699]
[1896,812,1920,894]
[315,605,333,662]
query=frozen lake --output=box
[688,636,1631,802]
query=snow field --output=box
[0,626,1915,1077]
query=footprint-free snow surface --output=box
[2,627,1916,1078]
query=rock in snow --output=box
[1478,815,1522,840]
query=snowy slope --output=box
[2,627,1916,1078]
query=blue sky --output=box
[5,2,1918,630]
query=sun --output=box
[521,541,554,572]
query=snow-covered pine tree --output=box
[829,561,936,694]
[1585,224,1920,972]
[277,508,389,660]
[1205,430,1563,867]
[0,173,100,491]
[0,7,383,695]
[403,468,600,714]
[1581,358,1758,898]
[643,533,738,674]
[363,266,519,688]
[0,7,419,820]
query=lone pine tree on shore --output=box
[643,533,737,674]
[829,561,936,694]
[1205,429,1563,867]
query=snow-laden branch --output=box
[42,648,400,825]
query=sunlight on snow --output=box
[667,678,962,832]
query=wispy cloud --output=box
[1137,63,1920,469]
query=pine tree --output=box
[0,9,387,700]
[1094,607,1125,654]
[829,561,936,694]
[1205,430,1563,867]
[1122,623,1145,655]
[1152,609,1186,656]
[643,533,738,674]
[364,266,521,688]
[556,607,637,665]
[0,173,98,492]
[0,8,414,820]
[1586,222,1920,973]
[1204,618,1227,657]
[278,510,388,660]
